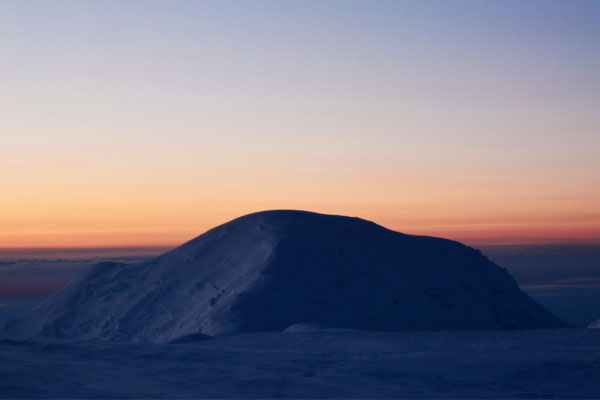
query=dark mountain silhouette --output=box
[3,210,564,342]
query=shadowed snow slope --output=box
[3,210,564,342]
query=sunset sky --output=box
[1,0,599,247]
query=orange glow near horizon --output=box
[2,200,600,248]
[2,146,600,248]
[2,2,599,249]
[2,147,599,248]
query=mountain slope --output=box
[3,210,564,342]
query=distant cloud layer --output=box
[0,248,165,323]
[483,245,600,327]
[1,244,599,327]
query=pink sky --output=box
[1,2,599,248]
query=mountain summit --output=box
[4,210,564,342]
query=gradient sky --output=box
[1,0,599,247]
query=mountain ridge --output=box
[3,210,564,342]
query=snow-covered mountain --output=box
[589,319,600,328]
[3,210,564,342]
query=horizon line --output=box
[2,239,600,252]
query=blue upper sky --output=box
[1,1,599,247]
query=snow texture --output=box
[589,319,600,328]
[3,210,563,343]
[0,329,599,398]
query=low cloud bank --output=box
[482,244,600,327]
[0,248,167,324]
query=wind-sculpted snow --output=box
[1,329,599,398]
[3,210,564,343]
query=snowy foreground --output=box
[2,328,599,398]
[1,212,595,398]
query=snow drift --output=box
[589,319,600,329]
[3,210,564,342]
